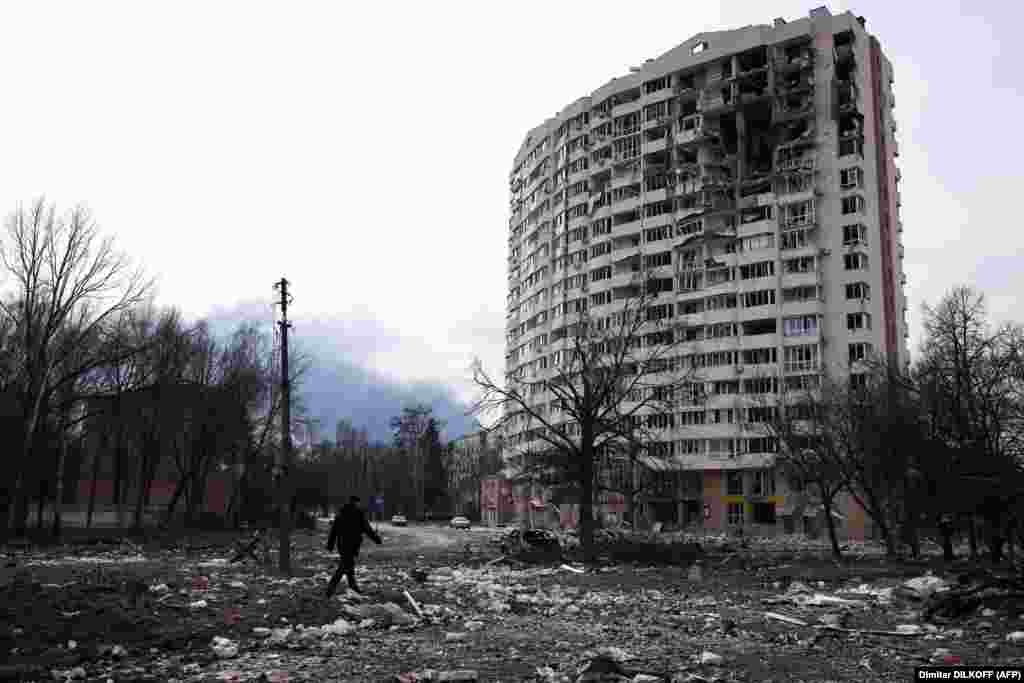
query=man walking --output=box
[326,495,382,597]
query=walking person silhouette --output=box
[325,495,382,596]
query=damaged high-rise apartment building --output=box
[503,7,907,539]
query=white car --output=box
[450,515,470,530]
[391,514,407,526]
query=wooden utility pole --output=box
[274,277,293,574]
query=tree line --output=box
[767,285,1024,562]
[0,199,459,540]
[291,408,451,521]
[0,199,321,538]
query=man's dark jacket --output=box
[327,503,382,554]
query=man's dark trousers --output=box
[327,543,360,595]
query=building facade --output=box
[448,429,505,520]
[504,8,906,538]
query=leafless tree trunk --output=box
[52,412,69,536]
[86,434,103,529]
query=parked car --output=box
[391,514,407,526]
[449,515,470,530]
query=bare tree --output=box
[915,286,1024,561]
[764,379,850,559]
[0,200,152,536]
[832,362,930,558]
[472,276,697,561]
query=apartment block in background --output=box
[504,7,907,539]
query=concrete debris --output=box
[210,636,239,659]
[343,602,416,627]
[591,646,633,662]
[321,618,356,636]
[765,592,860,608]
[394,670,479,682]
[902,573,950,598]
[764,612,809,627]
[404,589,425,618]
[819,612,848,628]
[535,666,568,683]
[837,584,894,603]
[697,651,723,666]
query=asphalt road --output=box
[313,520,504,562]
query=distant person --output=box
[325,495,382,596]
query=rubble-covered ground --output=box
[2,524,1023,682]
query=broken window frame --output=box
[783,255,816,274]
[742,289,776,308]
[842,223,867,247]
[841,194,866,215]
[751,470,776,497]
[781,199,815,228]
[848,341,872,364]
[784,343,819,372]
[839,166,864,190]
[846,312,871,331]
[780,228,810,250]
[838,136,864,158]
[845,282,870,300]
[843,252,868,271]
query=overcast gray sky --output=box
[2,0,1022,411]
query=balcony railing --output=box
[784,360,819,373]
[781,206,816,229]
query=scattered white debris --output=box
[321,619,355,637]
[902,573,950,598]
[210,636,239,659]
[764,612,809,627]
